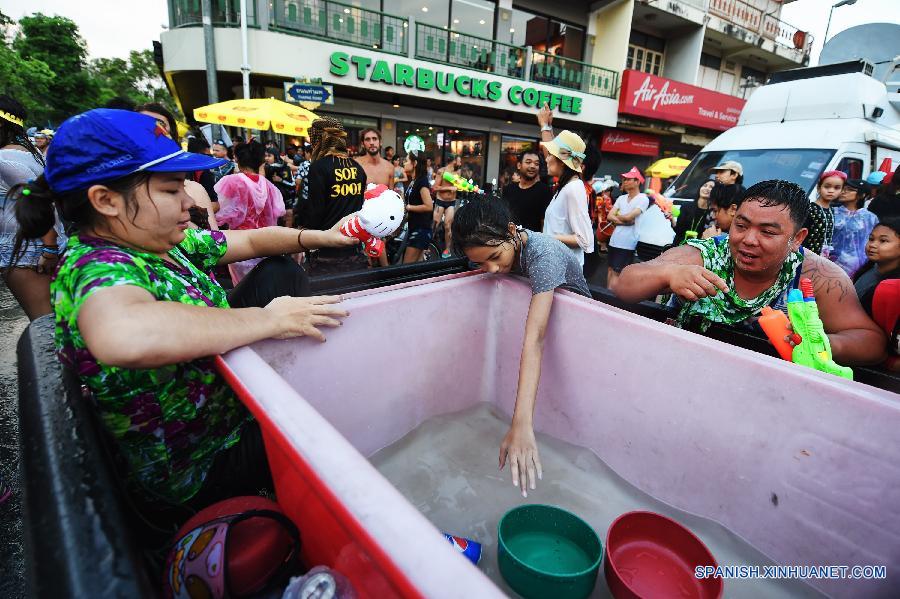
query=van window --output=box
[836,157,863,180]
[667,149,836,200]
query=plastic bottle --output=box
[282,566,356,599]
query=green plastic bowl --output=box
[498,504,603,599]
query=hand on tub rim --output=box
[265,295,349,341]
[500,422,543,498]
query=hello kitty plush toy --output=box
[339,184,405,257]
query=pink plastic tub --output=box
[218,271,900,598]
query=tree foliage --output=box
[0,11,180,128]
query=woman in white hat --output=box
[536,106,594,266]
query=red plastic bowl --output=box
[604,511,723,599]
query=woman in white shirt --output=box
[538,129,594,266]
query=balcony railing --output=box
[709,0,810,55]
[761,14,810,51]
[709,0,762,33]
[271,0,408,56]
[170,0,257,28]
[531,50,618,99]
[415,23,524,79]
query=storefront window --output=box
[397,122,443,175]
[450,0,494,38]
[396,123,488,185]
[499,136,537,187]
[446,128,487,185]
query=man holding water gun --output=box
[611,180,886,368]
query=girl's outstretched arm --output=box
[499,290,553,497]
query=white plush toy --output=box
[339,183,406,257]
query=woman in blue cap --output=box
[10,109,359,531]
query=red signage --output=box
[618,70,746,131]
[600,130,660,156]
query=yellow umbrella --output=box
[193,98,318,136]
[645,157,691,179]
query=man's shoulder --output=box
[801,250,848,280]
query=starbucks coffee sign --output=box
[328,51,584,115]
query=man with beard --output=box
[501,149,552,233]
[354,128,394,187]
[610,179,886,366]
[351,128,395,266]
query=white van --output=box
[667,60,900,202]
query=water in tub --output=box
[369,403,821,598]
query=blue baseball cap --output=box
[866,171,887,185]
[45,109,227,194]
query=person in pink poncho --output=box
[214,140,285,282]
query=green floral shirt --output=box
[52,229,249,504]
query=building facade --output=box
[161,0,812,184]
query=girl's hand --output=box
[326,215,365,247]
[265,295,348,341]
[499,422,543,497]
[36,252,59,275]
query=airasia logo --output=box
[632,76,694,110]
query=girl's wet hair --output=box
[451,196,515,255]
[9,172,150,269]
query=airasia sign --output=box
[619,70,746,131]
[600,130,660,156]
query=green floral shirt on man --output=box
[51,228,250,504]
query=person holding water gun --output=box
[611,180,886,367]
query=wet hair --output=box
[740,179,809,231]
[9,172,151,268]
[452,195,516,255]
[309,117,348,161]
[186,136,210,154]
[104,96,136,111]
[234,140,266,170]
[135,103,177,141]
[710,182,743,211]
[0,95,44,167]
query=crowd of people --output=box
[1,87,898,589]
